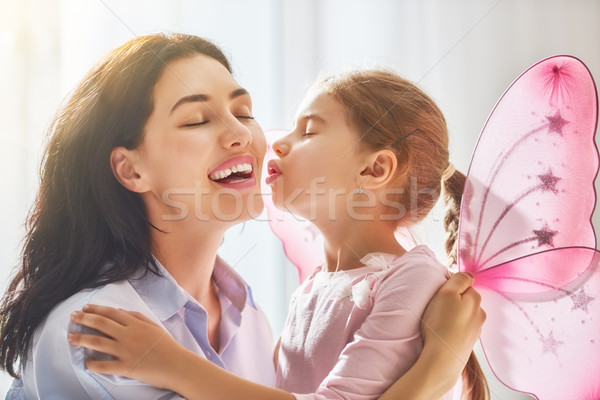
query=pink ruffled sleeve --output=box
[294,248,450,400]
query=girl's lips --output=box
[265,159,281,185]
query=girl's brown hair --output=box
[317,69,489,400]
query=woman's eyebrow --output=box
[170,94,209,115]
[170,88,250,115]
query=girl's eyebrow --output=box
[297,113,327,125]
[170,88,250,115]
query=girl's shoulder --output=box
[361,245,448,278]
[351,246,449,308]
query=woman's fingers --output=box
[67,332,120,357]
[442,272,474,296]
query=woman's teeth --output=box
[209,163,252,181]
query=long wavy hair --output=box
[317,69,490,400]
[0,33,231,378]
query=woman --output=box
[0,33,484,399]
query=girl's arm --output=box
[69,306,293,400]
[380,272,486,400]
[68,272,484,400]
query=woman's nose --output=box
[220,118,252,149]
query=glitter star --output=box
[540,331,564,356]
[533,224,558,247]
[545,111,569,136]
[537,169,561,194]
[570,286,596,313]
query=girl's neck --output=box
[320,219,406,272]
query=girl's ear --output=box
[110,147,151,193]
[359,149,398,188]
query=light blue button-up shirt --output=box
[7,257,276,399]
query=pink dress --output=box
[276,245,459,400]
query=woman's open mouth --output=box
[208,155,257,189]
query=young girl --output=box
[0,33,483,400]
[69,69,488,399]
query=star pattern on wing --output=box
[537,169,561,194]
[533,224,559,247]
[540,331,564,356]
[545,111,569,136]
[570,286,596,313]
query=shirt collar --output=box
[213,256,256,311]
[128,255,256,322]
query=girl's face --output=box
[132,54,266,225]
[268,89,366,220]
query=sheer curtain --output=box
[1,0,598,398]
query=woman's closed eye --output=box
[237,115,255,121]
[182,120,209,128]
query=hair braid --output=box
[443,169,490,400]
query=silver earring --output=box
[357,186,363,194]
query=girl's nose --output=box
[220,118,252,149]
[272,136,290,157]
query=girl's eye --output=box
[302,132,315,137]
[183,121,209,128]
[237,115,255,121]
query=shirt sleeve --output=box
[22,283,184,400]
[294,254,448,400]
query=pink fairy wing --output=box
[261,131,324,283]
[459,56,598,275]
[262,130,415,283]
[459,56,599,399]
[477,247,600,399]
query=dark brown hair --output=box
[0,33,231,378]
[317,69,489,400]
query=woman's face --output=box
[267,89,365,221]
[133,54,266,226]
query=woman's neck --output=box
[320,219,406,272]
[149,221,228,302]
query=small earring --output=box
[356,185,363,194]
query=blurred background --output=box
[1,0,599,398]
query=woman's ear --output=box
[359,149,398,188]
[110,147,150,193]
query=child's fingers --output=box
[86,358,124,376]
[67,332,119,357]
[124,310,160,326]
[81,304,137,326]
[70,310,124,337]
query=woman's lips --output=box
[265,159,281,185]
[208,154,257,189]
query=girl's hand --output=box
[68,305,186,391]
[420,273,486,372]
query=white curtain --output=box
[1,0,599,397]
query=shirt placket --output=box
[183,301,226,368]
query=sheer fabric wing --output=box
[262,130,416,283]
[459,56,599,399]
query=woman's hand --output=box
[420,272,486,377]
[68,305,187,391]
